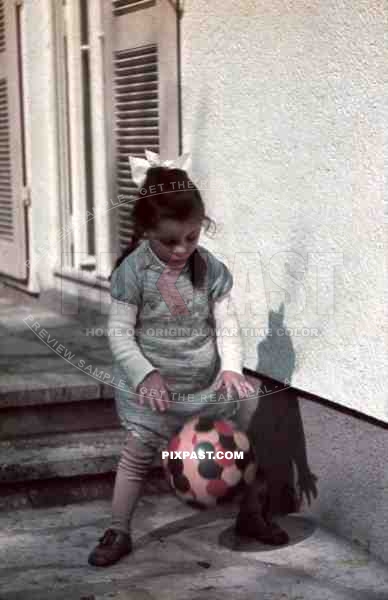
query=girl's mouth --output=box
[171,254,189,261]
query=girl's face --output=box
[147,218,202,266]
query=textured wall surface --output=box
[181,0,388,421]
[299,396,388,566]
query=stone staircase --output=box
[0,377,168,512]
[0,286,168,512]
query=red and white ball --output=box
[162,415,257,508]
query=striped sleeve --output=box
[109,257,156,390]
[213,293,243,375]
[108,301,157,391]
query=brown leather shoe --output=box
[88,528,132,567]
[235,511,289,545]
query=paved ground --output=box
[1,494,388,600]
[2,283,388,599]
[0,283,112,401]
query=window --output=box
[103,0,180,258]
[54,0,180,279]
[0,0,28,280]
[54,0,98,272]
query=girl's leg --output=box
[110,430,158,535]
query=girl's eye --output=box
[165,236,197,245]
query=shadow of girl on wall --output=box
[247,302,318,516]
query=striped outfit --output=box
[109,239,242,451]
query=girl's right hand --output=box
[135,370,171,412]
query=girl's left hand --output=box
[214,370,256,399]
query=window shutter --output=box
[112,0,156,16]
[103,0,179,255]
[0,0,27,279]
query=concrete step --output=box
[0,428,168,511]
[0,289,171,513]
[0,372,113,409]
[0,396,120,439]
[0,428,129,482]
[0,372,118,439]
[0,428,165,483]
[0,466,170,512]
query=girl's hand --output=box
[214,370,256,399]
[135,370,171,412]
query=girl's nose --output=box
[172,245,187,255]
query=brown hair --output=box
[110,166,217,289]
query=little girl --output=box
[88,154,289,567]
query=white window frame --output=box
[52,0,111,282]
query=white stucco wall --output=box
[181,0,388,421]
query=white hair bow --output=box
[128,149,192,189]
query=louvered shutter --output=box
[103,0,179,255]
[0,0,27,279]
